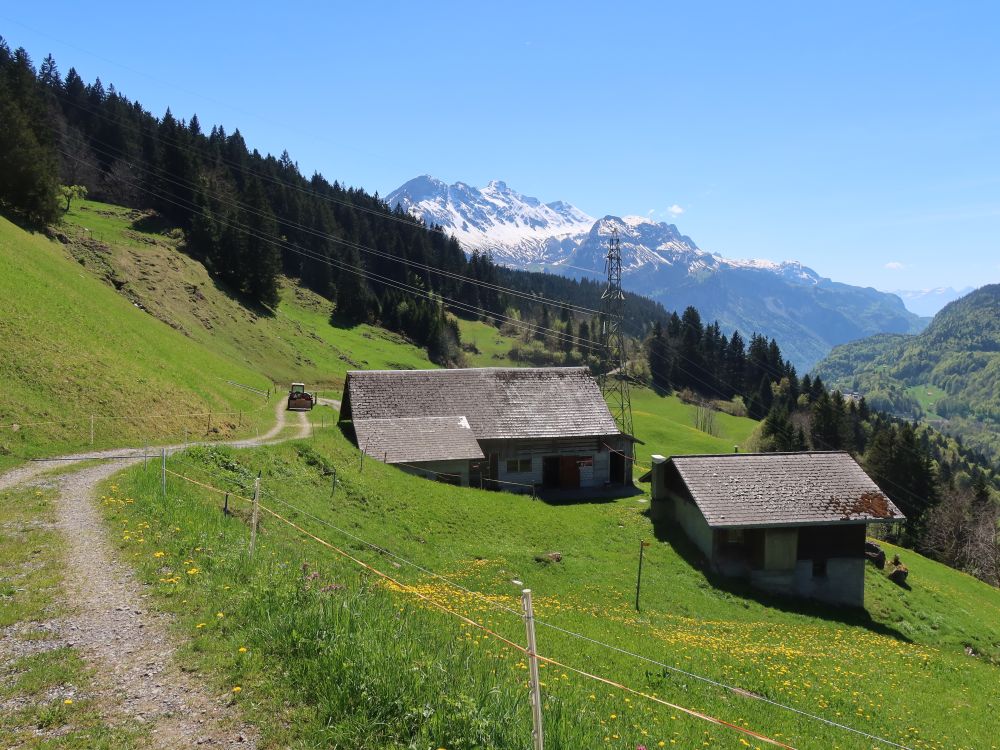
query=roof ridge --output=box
[347,366,588,375]
[670,450,850,459]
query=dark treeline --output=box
[0,41,669,363]
[645,306,999,582]
[646,306,797,420]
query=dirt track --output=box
[0,401,311,748]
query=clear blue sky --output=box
[4,2,999,291]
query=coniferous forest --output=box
[0,40,668,365]
[2,39,997,583]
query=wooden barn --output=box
[647,451,904,607]
[339,367,633,492]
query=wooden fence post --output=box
[248,474,261,558]
[521,588,544,750]
[635,540,650,611]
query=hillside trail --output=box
[0,400,312,748]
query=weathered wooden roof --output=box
[668,451,905,528]
[342,367,620,440]
[353,416,485,464]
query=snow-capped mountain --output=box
[892,287,974,317]
[387,176,925,371]
[386,176,594,265]
[556,215,822,285]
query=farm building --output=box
[339,367,633,492]
[647,451,904,607]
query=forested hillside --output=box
[644,304,1000,585]
[815,284,1000,463]
[0,39,669,365]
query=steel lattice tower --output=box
[599,226,634,439]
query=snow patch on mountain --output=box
[386,176,594,265]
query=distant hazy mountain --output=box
[814,284,1000,463]
[892,287,975,317]
[388,176,926,371]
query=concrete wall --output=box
[793,557,865,608]
[398,459,470,486]
[671,492,714,559]
[751,555,865,607]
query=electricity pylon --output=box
[598,226,633,439]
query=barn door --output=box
[542,456,560,488]
[558,456,580,489]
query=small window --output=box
[812,558,828,578]
[506,458,531,473]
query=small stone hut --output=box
[648,451,904,607]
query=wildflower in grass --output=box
[232,686,241,693]
[153,551,166,558]
[63,699,73,705]
[187,567,199,575]
[238,647,247,653]
[196,623,206,629]
[216,612,224,618]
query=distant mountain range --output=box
[892,287,975,317]
[387,176,926,371]
[813,284,1000,464]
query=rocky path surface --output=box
[0,401,311,748]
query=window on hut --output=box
[506,458,531,473]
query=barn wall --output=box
[793,558,865,607]
[397,459,470,486]
[764,528,799,571]
[481,436,625,492]
[667,491,714,559]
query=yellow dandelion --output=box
[153,551,166,558]
[216,612,224,618]
[63,699,73,705]
[232,686,241,693]
[187,568,199,575]
[238,647,247,653]
[196,623,206,629]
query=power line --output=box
[49,92,607,317]
[57,147,605,353]
[164,463,795,748]
[163,456,915,750]
[50,93,947,505]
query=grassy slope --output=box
[0,212,269,467]
[103,419,1000,750]
[63,200,433,389]
[9,199,997,747]
[0,201,437,468]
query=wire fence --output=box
[152,453,915,750]
[159,460,798,749]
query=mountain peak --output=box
[386,176,595,265]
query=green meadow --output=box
[99,413,1000,749]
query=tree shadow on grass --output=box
[644,508,914,644]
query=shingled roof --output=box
[353,416,485,464]
[667,451,905,528]
[342,367,620,440]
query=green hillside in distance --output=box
[814,284,1000,463]
[2,199,754,471]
